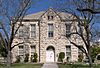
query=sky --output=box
[26,0,71,14]
[27,0,57,14]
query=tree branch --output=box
[0,32,8,50]
[11,42,24,50]
[0,22,9,41]
[67,38,87,54]
[9,0,31,47]
[77,8,100,14]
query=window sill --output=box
[47,37,54,39]
[30,37,36,38]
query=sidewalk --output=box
[41,63,58,68]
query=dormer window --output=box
[47,11,54,20]
[48,15,53,20]
[51,16,53,20]
[48,16,50,20]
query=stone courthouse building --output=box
[12,8,84,63]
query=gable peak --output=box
[47,7,55,12]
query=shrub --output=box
[58,52,65,62]
[97,55,100,60]
[24,53,29,62]
[91,45,100,62]
[33,53,38,62]
[15,55,21,63]
[78,54,83,62]
[31,53,38,62]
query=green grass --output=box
[0,63,43,68]
[58,63,100,68]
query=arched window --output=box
[48,15,54,20]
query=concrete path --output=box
[41,63,58,68]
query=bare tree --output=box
[0,0,32,68]
[56,0,100,67]
[77,0,100,14]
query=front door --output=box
[46,50,54,62]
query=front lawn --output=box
[58,63,100,68]
[0,63,43,68]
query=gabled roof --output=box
[24,8,74,20]
[24,11,45,20]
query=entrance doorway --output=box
[46,46,55,62]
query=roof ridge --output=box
[24,8,72,20]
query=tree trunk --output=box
[87,49,93,68]
[7,51,11,68]
[88,54,93,68]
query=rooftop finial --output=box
[48,7,53,10]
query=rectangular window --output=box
[48,24,54,37]
[66,46,71,57]
[19,25,24,38]
[78,46,83,55]
[65,23,71,37]
[18,46,24,55]
[30,24,36,38]
[30,45,36,55]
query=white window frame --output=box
[78,46,83,54]
[19,25,24,38]
[30,24,36,38]
[18,45,24,56]
[48,23,54,38]
[65,23,71,37]
[66,45,71,57]
[30,45,36,56]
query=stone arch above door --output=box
[46,46,55,50]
